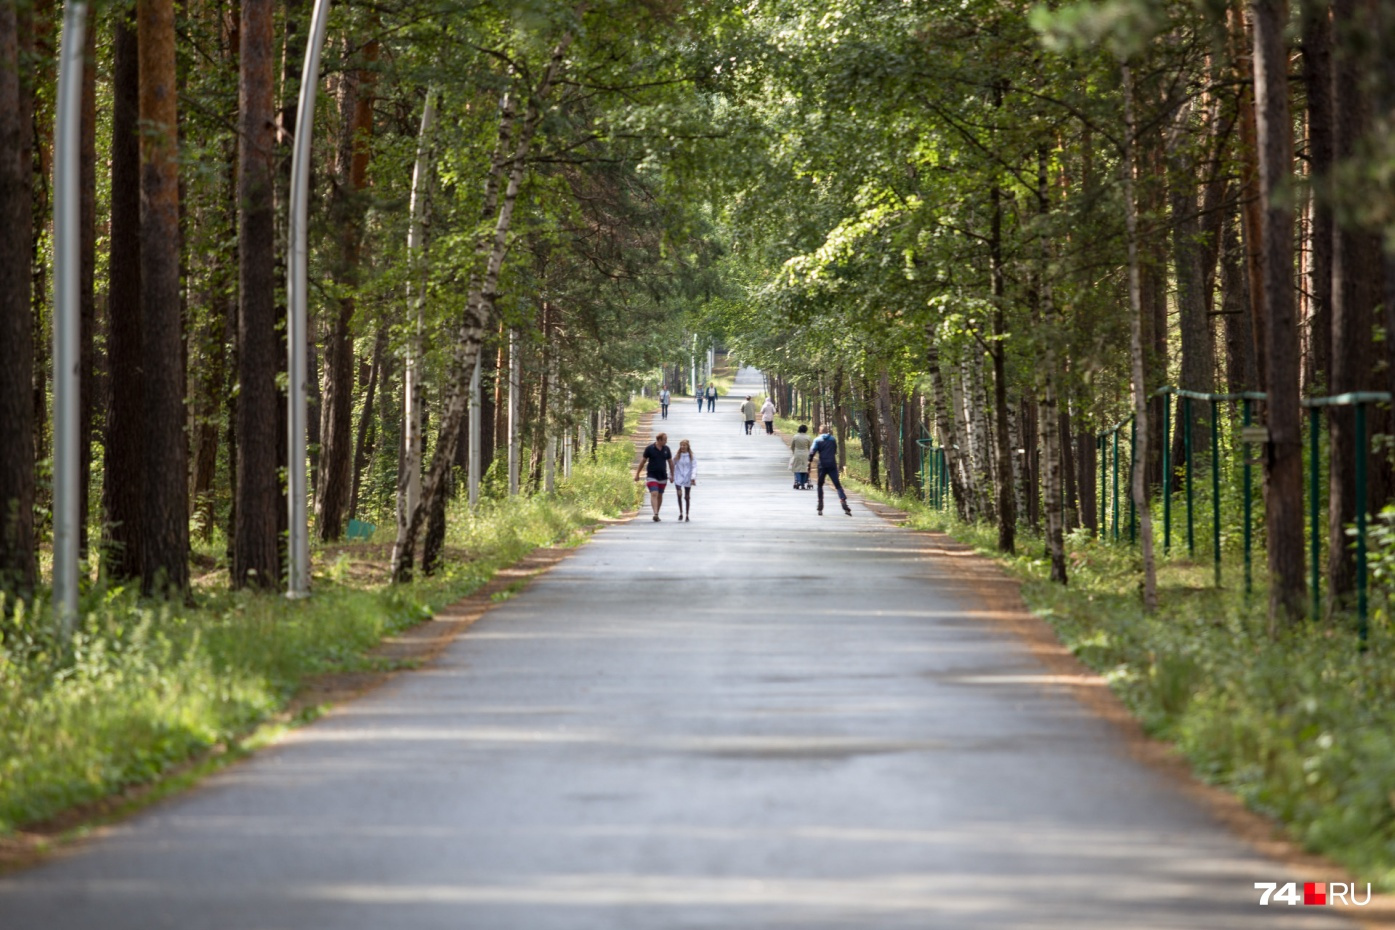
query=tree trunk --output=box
[1220,207,1258,391]
[1252,0,1307,628]
[349,328,385,521]
[79,25,96,558]
[1036,146,1067,583]
[0,0,35,594]
[1169,105,1214,462]
[393,29,575,582]
[318,36,378,542]
[1302,0,1334,392]
[232,0,278,589]
[927,340,969,519]
[990,183,1016,551]
[1021,398,1040,528]
[1324,0,1386,609]
[138,0,188,594]
[191,58,236,544]
[1060,410,1078,530]
[967,350,995,521]
[1077,427,1097,534]
[395,90,438,566]
[876,371,903,495]
[1234,7,1269,392]
[103,14,143,582]
[1122,61,1159,612]
[861,377,881,488]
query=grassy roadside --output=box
[0,442,639,837]
[842,471,1395,890]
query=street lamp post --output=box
[51,1,88,633]
[286,0,333,598]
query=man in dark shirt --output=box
[633,432,673,522]
[809,426,852,516]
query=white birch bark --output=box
[508,328,520,495]
[1121,61,1158,610]
[965,351,994,520]
[392,31,575,582]
[392,90,437,570]
[949,353,976,519]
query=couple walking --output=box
[740,395,776,435]
[634,433,697,522]
[697,383,717,412]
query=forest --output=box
[5,0,1395,891]
[0,0,1392,625]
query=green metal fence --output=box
[913,387,1390,630]
[1090,387,1391,632]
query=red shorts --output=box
[646,481,666,493]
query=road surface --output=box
[0,367,1351,928]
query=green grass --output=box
[849,473,1395,890]
[0,442,638,835]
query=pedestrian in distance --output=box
[634,432,673,522]
[789,424,812,489]
[761,396,777,434]
[741,395,757,434]
[672,439,697,521]
[705,382,718,412]
[809,424,853,516]
[695,387,703,412]
[659,385,671,420]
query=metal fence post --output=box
[1309,405,1321,624]
[1243,399,1253,597]
[1355,401,1368,639]
[1162,392,1171,553]
[1184,396,1194,558]
[1211,399,1221,586]
[1112,428,1120,542]
[1129,417,1137,544]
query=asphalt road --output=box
[0,367,1353,929]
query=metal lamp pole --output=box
[286,0,332,598]
[51,1,88,633]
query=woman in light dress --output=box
[671,439,697,522]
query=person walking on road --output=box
[705,382,718,412]
[671,439,697,522]
[634,432,673,521]
[789,424,812,489]
[659,385,671,420]
[740,396,757,434]
[695,387,703,412]
[809,424,852,516]
[761,396,777,434]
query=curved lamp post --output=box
[286,0,333,598]
[52,1,88,633]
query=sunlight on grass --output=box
[0,443,638,835]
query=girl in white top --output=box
[671,440,697,522]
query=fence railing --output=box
[915,387,1392,631]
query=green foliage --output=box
[0,443,637,834]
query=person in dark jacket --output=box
[809,425,852,516]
